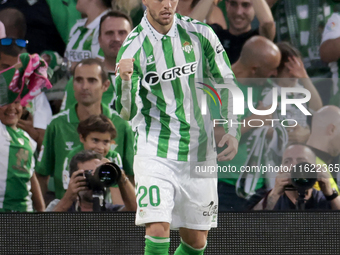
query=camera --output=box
[83,162,122,192]
[290,162,317,190]
[284,162,317,191]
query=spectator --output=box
[176,0,227,29]
[306,105,340,189]
[212,0,275,64]
[0,100,45,212]
[268,0,334,105]
[214,36,281,212]
[0,3,65,56]
[0,8,26,39]
[253,144,340,210]
[43,0,112,114]
[36,58,134,202]
[63,114,125,205]
[61,11,133,111]
[0,29,52,151]
[262,42,323,145]
[45,150,136,212]
[112,0,144,27]
[320,11,340,107]
[65,0,112,67]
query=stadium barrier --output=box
[0,212,339,254]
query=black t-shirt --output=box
[273,189,331,210]
[211,24,259,65]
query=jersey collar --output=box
[69,103,112,124]
[141,10,178,42]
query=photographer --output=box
[253,144,340,210]
[45,150,136,212]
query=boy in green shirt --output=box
[63,114,124,204]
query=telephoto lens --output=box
[81,162,122,192]
[290,162,317,190]
[94,162,122,187]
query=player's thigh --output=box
[134,155,177,226]
[172,160,218,230]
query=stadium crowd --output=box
[0,0,340,215]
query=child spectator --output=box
[62,115,124,204]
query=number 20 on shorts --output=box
[137,185,161,207]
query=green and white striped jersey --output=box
[272,0,333,78]
[116,13,240,162]
[0,122,36,212]
[65,9,109,62]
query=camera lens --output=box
[96,162,121,187]
[291,162,317,190]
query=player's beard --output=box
[149,8,174,27]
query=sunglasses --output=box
[0,38,28,48]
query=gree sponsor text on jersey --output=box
[143,61,198,85]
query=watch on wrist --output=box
[325,188,338,201]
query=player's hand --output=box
[217,134,238,161]
[64,169,88,202]
[119,58,135,81]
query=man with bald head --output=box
[216,35,281,212]
[307,106,340,160]
[253,144,340,210]
[306,105,340,188]
[233,35,280,82]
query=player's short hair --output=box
[69,150,103,177]
[99,10,133,36]
[77,114,117,140]
[276,42,302,74]
[73,58,108,83]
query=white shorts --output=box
[134,155,218,230]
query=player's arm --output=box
[35,122,55,201]
[320,13,340,63]
[254,0,275,40]
[122,121,135,180]
[202,26,241,160]
[115,58,142,121]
